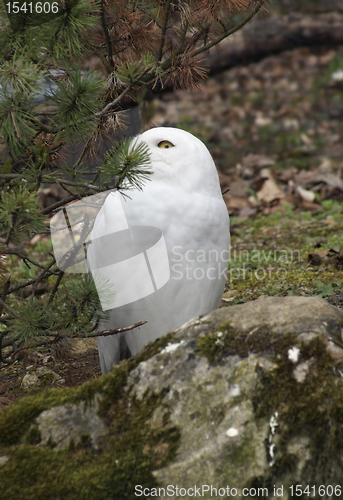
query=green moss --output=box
[229,433,256,466]
[198,322,297,364]
[225,203,343,304]
[197,312,343,487]
[0,332,181,500]
[250,334,343,488]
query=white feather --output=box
[87,127,230,374]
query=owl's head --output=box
[134,127,222,197]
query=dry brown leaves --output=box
[221,155,343,221]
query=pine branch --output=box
[6,268,60,294]
[57,179,103,191]
[42,194,90,215]
[30,258,56,298]
[158,0,172,62]
[192,0,266,58]
[58,182,82,201]
[100,0,114,70]
[48,270,65,304]
[137,5,163,29]
[0,278,11,318]
[0,297,21,319]
[95,85,134,118]
[1,250,48,271]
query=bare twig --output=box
[95,85,133,118]
[57,179,103,191]
[0,278,11,318]
[192,0,266,58]
[30,258,56,298]
[7,269,60,294]
[58,181,82,201]
[100,0,114,70]
[0,174,21,179]
[71,320,148,339]
[158,0,172,62]
[48,270,64,304]
[0,297,21,319]
[137,5,163,29]
[2,249,47,270]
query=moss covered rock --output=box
[1,296,343,499]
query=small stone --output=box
[226,428,239,437]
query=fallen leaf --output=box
[257,177,285,203]
[316,249,329,258]
[300,201,321,212]
[224,196,249,210]
[296,185,315,202]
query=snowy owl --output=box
[87,127,230,374]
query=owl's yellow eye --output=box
[158,140,174,149]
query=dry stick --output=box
[48,270,64,305]
[7,268,60,294]
[70,321,148,339]
[100,0,114,70]
[1,249,47,270]
[0,297,21,319]
[0,278,10,318]
[4,216,15,245]
[42,183,113,215]
[30,258,56,298]
[95,85,133,118]
[58,181,82,201]
[58,179,103,191]
[158,0,172,62]
[0,278,11,363]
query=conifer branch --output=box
[30,258,56,298]
[100,0,114,70]
[6,269,60,294]
[95,85,134,117]
[158,0,172,62]
[0,0,270,369]
[0,297,21,319]
[1,250,47,271]
[192,0,266,58]
[58,182,82,201]
[48,270,64,304]
[42,195,88,215]
[0,278,11,319]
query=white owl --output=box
[87,127,230,374]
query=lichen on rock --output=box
[1,296,343,499]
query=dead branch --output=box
[82,320,148,338]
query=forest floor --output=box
[1,43,343,407]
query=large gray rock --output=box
[36,398,107,450]
[1,296,343,500]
